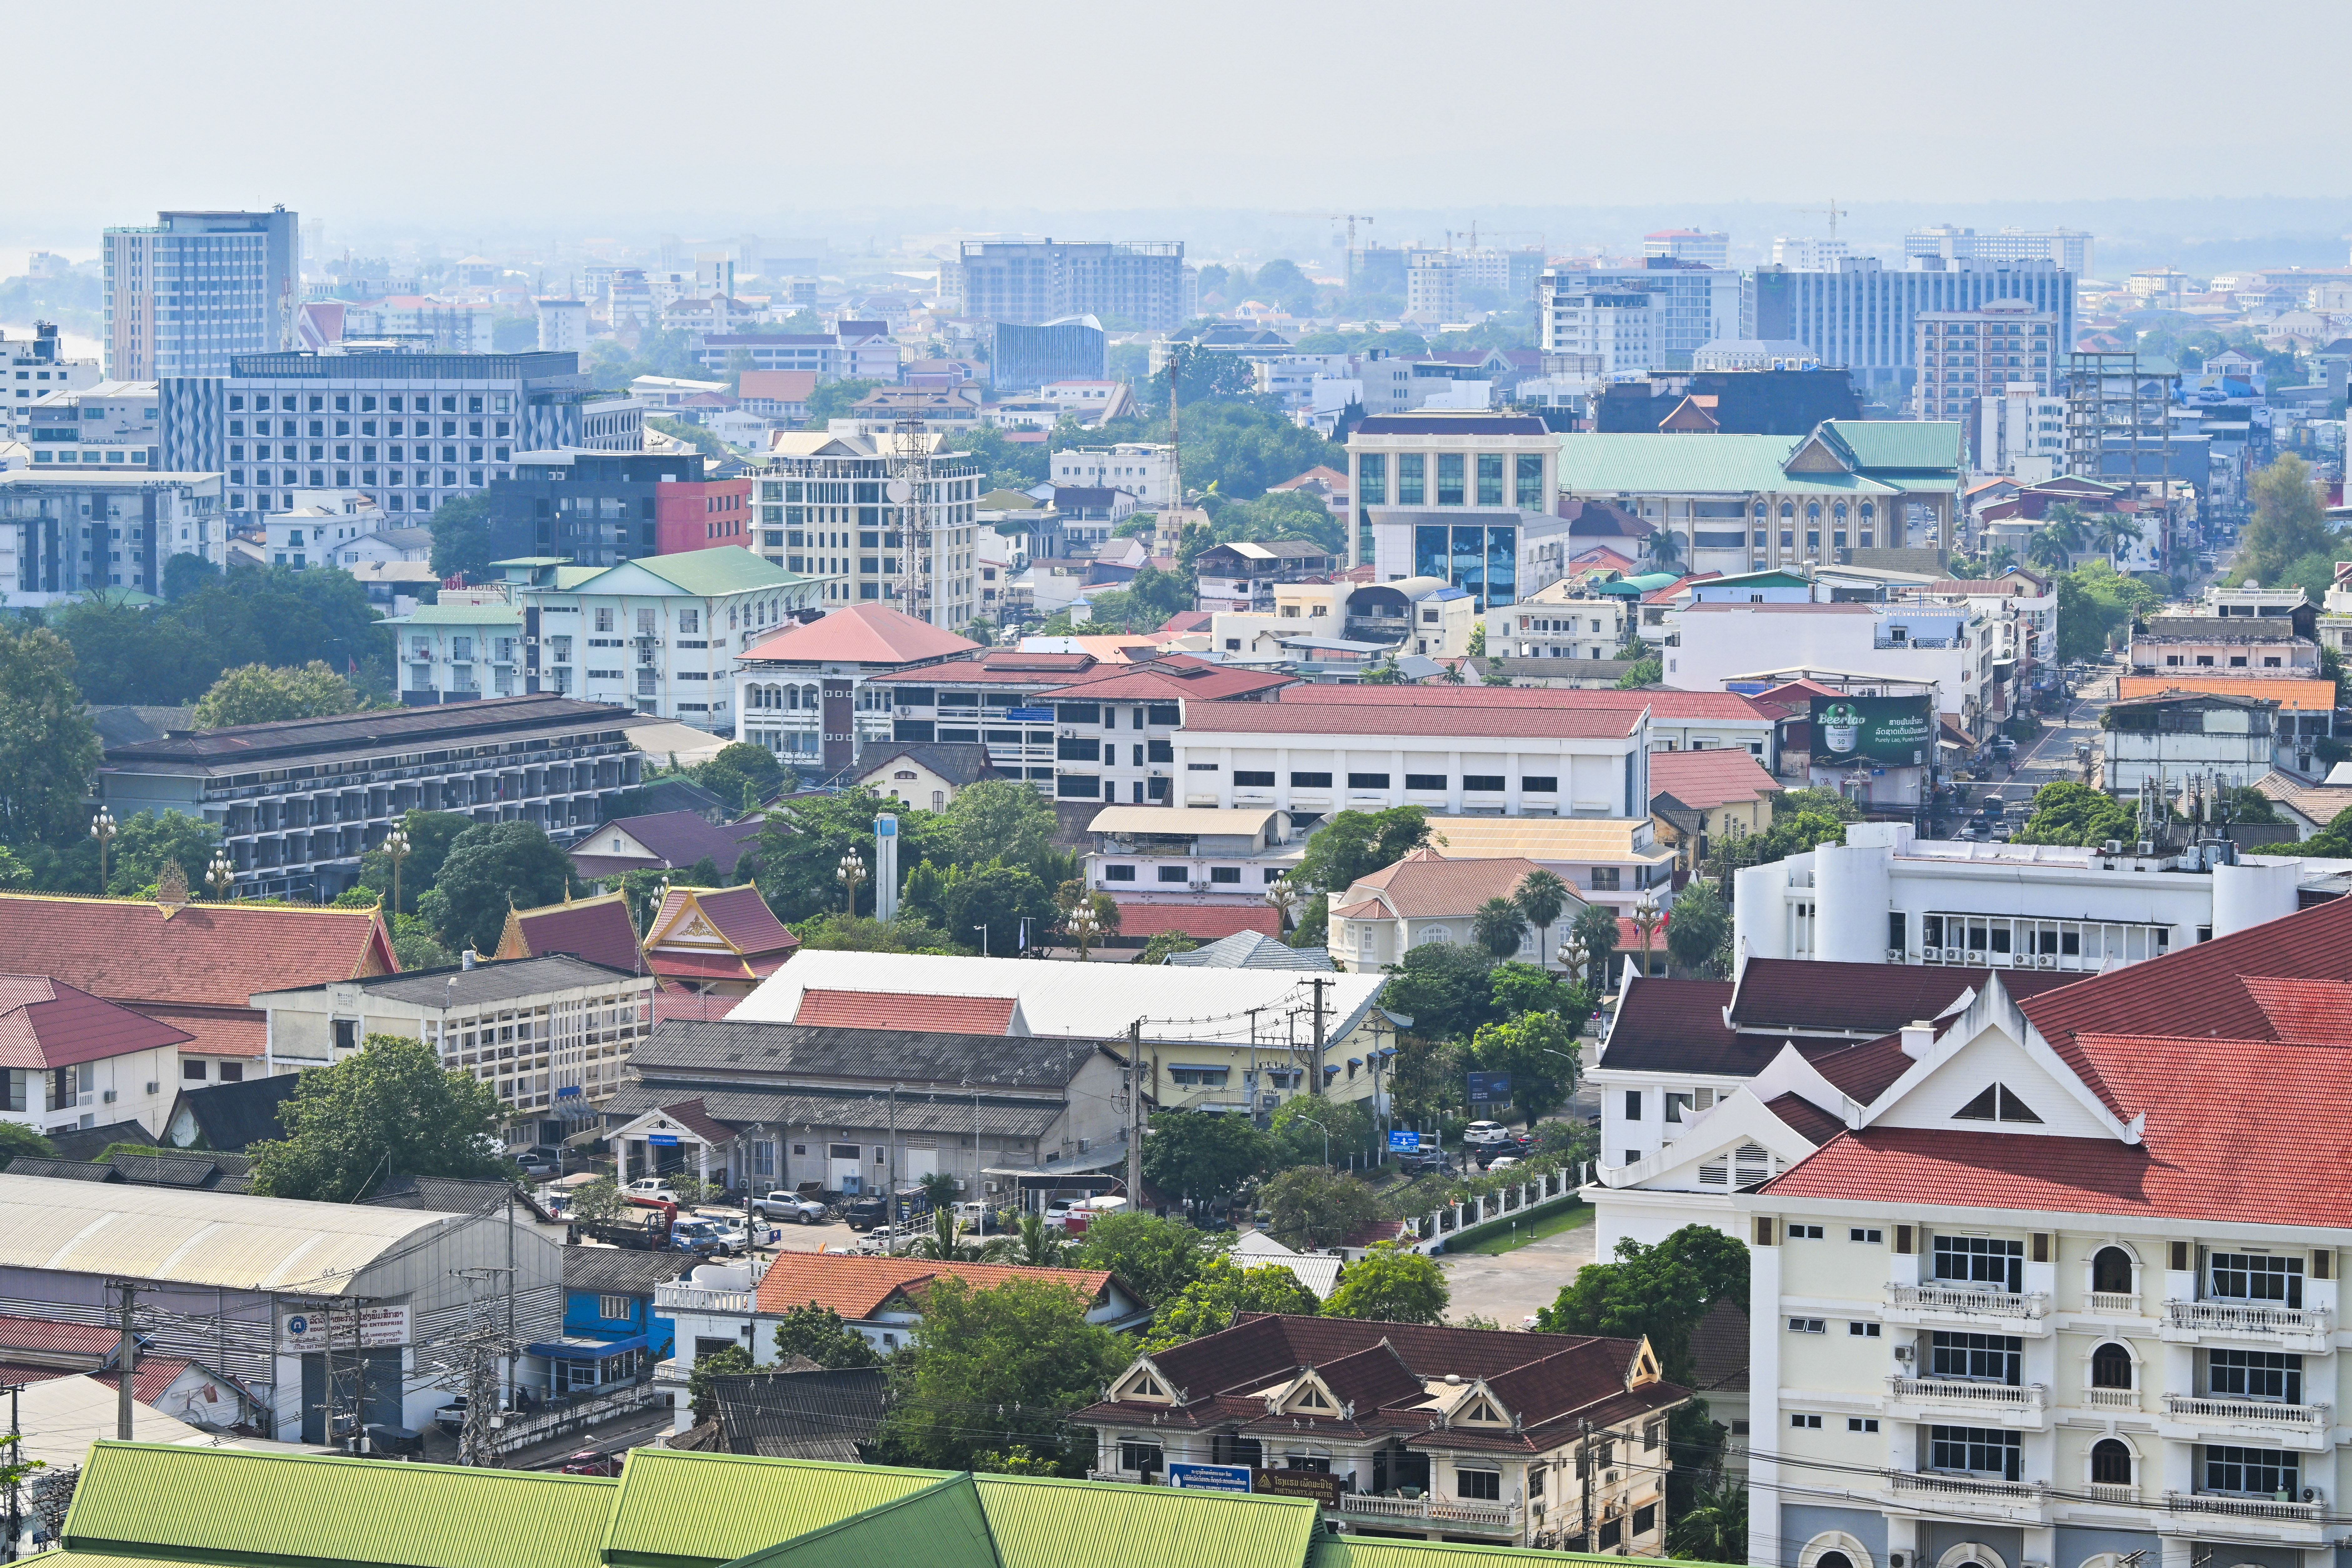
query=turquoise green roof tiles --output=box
[973,1473,1320,1568]
[621,547,809,598]
[602,1449,954,1568]
[61,1442,616,1568]
[1818,419,1963,472]
[722,1475,997,1568]
[1554,433,1895,496]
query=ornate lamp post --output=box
[384,826,412,916]
[1630,891,1665,979]
[836,848,866,914]
[90,807,117,894]
[1064,901,1101,961]
[205,852,236,902]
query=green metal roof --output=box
[974,1474,1320,1568]
[61,1443,616,1568]
[1554,433,1895,496]
[723,1476,997,1568]
[602,1450,954,1568]
[602,546,809,599]
[1818,419,1962,473]
[1699,569,1812,589]
[1310,1539,1741,1568]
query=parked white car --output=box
[624,1177,681,1204]
[1462,1120,1510,1148]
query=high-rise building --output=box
[0,324,101,443]
[1905,223,2095,277]
[101,208,299,379]
[1911,296,2059,422]
[1745,256,2074,391]
[991,316,1106,390]
[1538,259,1741,372]
[1642,229,1730,268]
[1405,254,1460,321]
[1769,236,1849,270]
[943,240,1188,329]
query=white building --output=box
[536,298,588,354]
[1049,442,1175,508]
[1541,264,1743,373]
[1671,601,1993,736]
[753,431,988,628]
[264,489,386,568]
[1542,287,1657,375]
[1693,339,1824,372]
[1644,230,1731,268]
[2,326,100,444]
[1405,253,1460,321]
[1907,222,2096,276]
[2099,690,2279,796]
[1344,410,1565,595]
[1771,237,1850,270]
[25,380,159,469]
[388,546,822,727]
[1914,298,2060,421]
[103,208,298,379]
[0,469,228,597]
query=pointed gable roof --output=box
[496,891,645,975]
[740,604,979,666]
[0,976,195,1070]
[645,886,798,983]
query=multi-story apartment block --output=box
[688,329,901,383]
[2,325,100,443]
[1645,229,1732,267]
[1540,261,1743,372]
[1405,253,1461,320]
[101,208,299,378]
[1773,237,1852,270]
[1048,443,1175,507]
[1913,299,2060,420]
[391,547,821,730]
[1542,288,1658,376]
[1907,224,2096,277]
[990,317,1107,390]
[25,381,159,469]
[0,469,227,595]
[1344,410,1565,599]
[158,349,597,517]
[536,299,588,354]
[93,694,653,898]
[754,432,987,629]
[1746,257,2075,393]
[944,240,1189,329]
[733,603,983,775]
[476,449,720,566]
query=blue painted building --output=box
[549,1247,684,1395]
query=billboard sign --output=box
[1809,694,1934,767]
[281,1305,411,1351]
[1388,1130,1423,1150]
[1254,1469,1343,1509]
[1168,1463,1253,1492]
[1465,1071,1511,1104]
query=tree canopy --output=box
[193,661,368,728]
[1536,1224,1749,1383]
[1067,1211,1210,1307]
[771,1303,882,1368]
[1321,1243,1450,1324]
[105,809,221,897]
[1142,1108,1270,1211]
[429,821,578,951]
[46,565,387,706]
[427,493,496,582]
[1142,1257,1320,1352]
[878,1274,1128,1474]
[247,1033,510,1203]
[1261,1166,1380,1251]
[0,623,103,848]
[1380,941,1501,1043]
[2015,780,2138,847]
[1290,805,1434,895]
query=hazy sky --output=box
[10,0,2350,254]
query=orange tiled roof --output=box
[753,1254,1116,1320]
[793,990,1018,1034]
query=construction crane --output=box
[1271,212,1375,288]
[1797,197,1848,241]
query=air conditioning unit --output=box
[2037,954,2058,968]
[1886,947,1906,962]
[1942,946,1963,962]
[2102,840,2123,854]
[1965,950,1985,964]
[145,1082,159,1095]
[1893,1342,1915,1362]
[2136,841,2154,856]
[102,1089,117,1104]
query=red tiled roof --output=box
[133,1004,265,1059]
[575,812,763,878]
[1807,1031,1919,1103]
[1187,700,1640,741]
[0,976,194,1071]
[649,949,761,982]
[1282,686,1769,721]
[2116,675,2334,711]
[656,1097,738,1147]
[754,1254,1115,1319]
[1646,749,1780,810]
[0,895,395,1012]
[793,989,1018,1034]
[739,604,980,666]
[1110,903,1281,939]
[737,370,819,402]
[650,885,798,960]
[510,898,644,975]
[1762,1091,1847,1146]
[1729,957,2078,1036]
[93,1354,200,1407]
[0,1313,118,1357]
[1343,851,1548,919]
[1597,979,1745,1075]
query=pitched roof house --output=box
[642,886,798,993]
[1327,850,1589,976]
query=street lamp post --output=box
[1293,1113,1329,1169]
[835,849,865,914]
[1064,902,1100,961]
[1630,891,1664,979]
[972,924,989,958]
[204,853,235,902]
[384,827,412,917]
[90,807,117,894]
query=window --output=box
[1788,1318,1826,1334]
[1664,1091,1691,1123]
[597,1294,633,1322]
[1209,867,1241,884]
[1515,453,1544,509]
[1631,1504,1656,1538]
[1461,774,1505,792]
[1397,453,1424,505]
[1234,771,1275,787]
[1521,776,1558,793]
[1455,1468,1500,1501]
[1103,865,1137,882]
[1596,1520,1622,1550]
[2091,1342,2133,1388]
[1789,1224,1825,1239]
[1436,452,1465,505]
[1790,1413,1822,1429]
[1623,1091,1642,1120]
[183,1060,206,1080]
[1120,1440,1163,1473]
[1475,452,1504,506]
[1158,867,1188,883]
[1405,773,1446,791]
[1849,1321,1882,1338]
[2203,1444,2296,1496]
[1591,866,1621,891]
[1851,1227,1884,1243]
[1930,1331,2023,1385]
[2209,1251,2303,1308]
[1934,1234,2024,1292]
[1348,772,1391,790]
[1848,1418,1880,1433]
[1952,1083,2043,1123]
[1289,772,1334,788]
[2091,1438,2132,1485]
[2092,1246,2133,1293]
[2209,1348,2302,1403]
[1929,1424,2021,1479]
[1358,453,1387,505]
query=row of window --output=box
[1228,770,1562,793]
[228,392,510,415]
[1358,452,1546,510]
[1102,864,1282,885]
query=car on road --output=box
[1462,1120,1511,1148]
[1397,1148,1445,1175]
[623,1177,681,1204]
[1486,1155,1522,1172]
[513,1150,561,1178]
[755,1190,828,1224]
[668,1218,737,1257]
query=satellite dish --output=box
[885,479,913,504]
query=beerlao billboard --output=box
[1809,694,1933,767]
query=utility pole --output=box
[113,1281,137,1441]
[887,1084,899,1252]
[1577,1417,1594,1552]
[1126,1020,1144,1208]
[1308,978,1329,1097]
[5,1378,25,1562]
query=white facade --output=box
[536,299,589,353]
[2101,696,2280,797]
[754,433,988,629]
[1644,231,1731,268]
[1405,254,1460,321]
[0,470,229,598]
[26,380,160,469]
[1049,443,1174,507]
[1732,823,2310,970]
[265,490,385,568]
[1771,237,1850,270]
[2,329,100,443]
[1671,602,1993,734]
[1542,287,1657,375]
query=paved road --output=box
[1438,1216,1598,1328]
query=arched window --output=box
[1818,1555,1853,1568]
[1780,502,1795,519]
[2091,1438,2132,1485]
[2090,1342,2133,1389]
[1807,502,1822,520]
[1834,503,1848,521]
[2092,1246,2133,1294]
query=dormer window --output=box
[1953,1084,2043,1124]
[1459,1396,1505,1424]
[1295,1384,1333,1410]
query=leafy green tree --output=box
[1290,805,1434,895]
[390,913,455,970]
[771,1304,882,1368]
[0,1121,57,1169]
[1261,1165,1380,1250]
[427,493,497,582]
[1136,930,1199,964]
[945,778,1061,876]
[1670,1475,1749,1562]
[105,809,220,896]
[879,1274,1128,1474]
[1615,655,1664,689]
[1323,1243,1450,1324]
[2015,780,2137,847]
[688,1344,757,1422]
[697,741,785,809]
[1470,897,1527,958]
[353,809,474,914]
[1489,960,1575,1021]
[1536,1224,1749,1383]
[0,623,102,849]
[193,661,366,728]
[1665,877,1731,978]
[569,1176,624,1225]
[1381,941,1500,1043]
[1269,1097,1374,1169]
[969,1445,1061,1475]
[1068,1211,1209,1306]
[1001,1210,1068,1268]
[1467,1011,1580,1124]
[801,378,882,430]
[50,594,223,704]
[1143,1108,1269,1210]
[2240,453,2332,589]
[431,821,578,952]
[162,552,222,601]
[1511,867,1571,935]
[1286,894,1329,950]
[787,912,967,954]
[1142,1257,1320,1351]
[1569,903,1620,991]
[940,859,1054,958]
[2053,561,2160,662]
[247,1033,510,1203]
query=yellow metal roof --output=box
[1421,815,1672,862]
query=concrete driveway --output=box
[1438,1216,1599,1327]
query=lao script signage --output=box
[280,1304,411,1351]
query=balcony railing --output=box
[2087,1291,2141,1316]
[2163,1492,2324,1523]
[1888,1472,2047,1504]
[1889,1376,2045,1411]
[656,1282,754,1313]
[2082,1387,2139,1411]
[2165,1300,2332,1337]
[1889,1284,2048,1320]
[1340,1494,1520,1530]
[2084,1483,2138,1505]
[2161,1393,2332,1431]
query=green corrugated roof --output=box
[603,1450,954,1568]
[554,566,606,589]
[974,1474,1320,1568]
[1820,419,1963,472]
[62,1442,616,1568]
[1311,1538,1741,1568]
[621,546,808,598]
[1555,433,1893,495]
[723,1475,997,1568]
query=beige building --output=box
[1647,748,1782,870]
[1329,849,1591,975]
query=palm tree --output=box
[1264,878,1301,933]
[997,1209,1067,1268]
[2097,509,2144,565]
[1511,868,1570,947]
[2027,525,2076,573]
[1471,897,1527,958]
[1438,660,1466,685]
[1668,1478,1747,1563]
